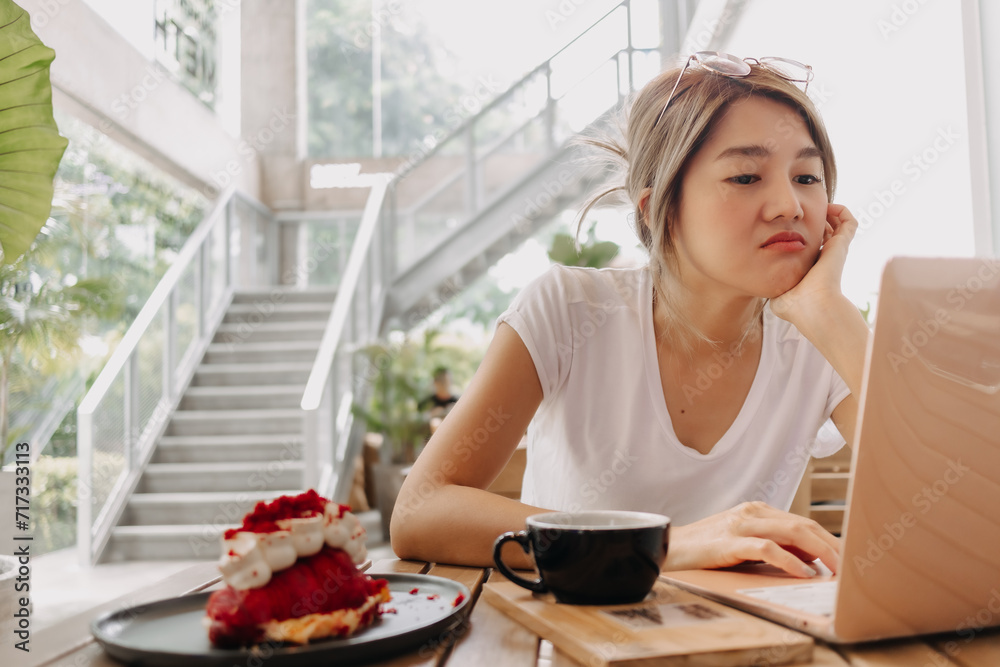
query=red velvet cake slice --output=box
[204,490,389,647]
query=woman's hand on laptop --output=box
[663,501,841,578]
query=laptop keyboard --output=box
[737,581,837,617]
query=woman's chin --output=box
[758,255,816,297]
[762,273,809,299]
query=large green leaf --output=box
[0,1,68,265]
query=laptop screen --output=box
[834,256,1000,642]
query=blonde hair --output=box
[578,60,837,353]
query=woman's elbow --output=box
[388,504,415,559]
[388,481,433,559]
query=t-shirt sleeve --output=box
[809,367,852,458]
[495,267,573,398]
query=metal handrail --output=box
[389,0,655,276]
[299,175,391,497]
[76,188,275,565]
[78,191,233,418]
[393,1,632,180]
[301,176,390,410]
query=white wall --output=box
[22,0,258,201]
[79,0,155,59]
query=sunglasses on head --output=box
[655,51,814,127]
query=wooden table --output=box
[18,559,1000,666]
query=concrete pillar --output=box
[659,0,682,64]
[972,0,998,255]
[659,0,705,65]
[241,0,307,212]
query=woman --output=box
[391,53,870,578]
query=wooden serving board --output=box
[482,579,813,666]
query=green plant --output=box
[353,328,483,463]
[548,221,620,268]
[307,0,470,157]
[0,2,76,461]
[0,2,69,265]
[1,224,122,461]
[859,300,873,326]
[3,109,206,463]
[353,335,432,464]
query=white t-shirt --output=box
[497,264,850,526]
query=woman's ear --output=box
[637,187,652,229]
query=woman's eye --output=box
[730,174,757,185]
[796,174,823,185]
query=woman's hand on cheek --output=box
[663,502,842,577]
[770,203,859,325]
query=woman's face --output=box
[673,96,829,300]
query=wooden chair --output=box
[790,445,852,535]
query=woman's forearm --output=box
[794,294,869,398]
[389,322,546,567]
[390,483,544,568]
[788,294,869,445]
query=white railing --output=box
[299,175,391,499]
[76,189,276,565]
[388,0,663,274]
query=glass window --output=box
[710,0,974,311]
[6,110,208,553]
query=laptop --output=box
[661,256,1000,644]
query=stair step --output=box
[191,362,313,386]
[137,461,304,493]
[178,385,304,410]
[106,523,238,561]
[165,408,303,436]
[213,320,327,344]
[120,490,300,529]
[154,433,303,463]
[202,340,321,364]
[105,509,382,562]
[230,288,337,305]
[222,302,332,324]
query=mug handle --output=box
[493,531,546,593]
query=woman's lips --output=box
[761,231,806,251]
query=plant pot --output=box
[370,462,410,543]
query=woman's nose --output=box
[762,179,804,221]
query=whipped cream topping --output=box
[322,502,367,564]
[219,498,368,590]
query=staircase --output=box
[79,1,696,565]
[375,0,674,326]
[102,288,376,562]
[382,140,612,326]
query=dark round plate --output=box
[91,573,471,666]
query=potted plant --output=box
[354,336,431,466]
[352,333,435,539]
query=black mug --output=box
[492,510,670,605]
